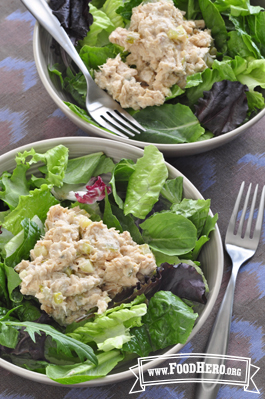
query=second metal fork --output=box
[22,0,145,138]
[195,181,265,399]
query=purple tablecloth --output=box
[1,1,265,398]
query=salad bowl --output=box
[32,0,265,156]
[0,137,223,386]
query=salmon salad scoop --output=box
[15,205,157,325]
[94,0,215,110]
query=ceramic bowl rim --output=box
[32,23,265,156]
[0,136,224,386]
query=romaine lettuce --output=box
[0,166,31,210]
[124,145,168,218]
[2,185,59,236]
[123,291,198,356]
[67,295,147,351]
[16,145,69,188]
[214,0,263,16]
[79,4,115,47]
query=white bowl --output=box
[0,137,224,386]
[32,2,265,156]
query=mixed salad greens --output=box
[48,0,265,144]
[0,144,217,383]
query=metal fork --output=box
[21,0,145,138]
[195,181,265,399]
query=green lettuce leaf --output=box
[212,57,244,81]
[46,350,123,384]
[185,56,247,101]
[214,0,263,16]
[227,16,263,60]
[237,59,265,90]
[48,63,65,88]
[123,291,198,356]
[152,251,181,267]
[16,145,69,188]
[198,0,228,52]
[68,295,147,352]
[247,12,265,57]
[92,155,115,176]
[246,90,265,112]
[186,68,223,107]
[109,158,136,209]
[210,56,265,110]
[186,72,204,88]
[103,192,123,231]
[123,145,168,219]
[227,31,258,60]
[80,43,123,71]
[171,198,211,237]
[161,176,183,204]
[63,70,87,109]
[2,185,59,236]
[111,204,144,244]
[172,0,201,20]
[140,212,197,256]
[0,322,19,349]
[0,165,30,210]
[0,263,9,306]
[101,0,124,29]
[0,227,13,259]
[0,319,97,365]
[165,85,185,101]
[132,104,205,144]
[79,4,115,47]
[186,55,265,112]
[4,218,41,267]
[185,213,218,260]
[5,357,48,373]
[116,0,142,22]
[12,299,41,322]
[63,152,104,184]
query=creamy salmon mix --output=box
[94,0,215,110]
[15,205,157,325]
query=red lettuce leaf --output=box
[110,269,163,307]
[50,0,93,44]
[75,176,111,204]
[0,313,53,360]
[194,80,249,136]
[111,262,207,306]
[159,262,207,304]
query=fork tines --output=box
[228,181,265,240]
[95,107,146,138]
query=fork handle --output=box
[194,263,240,399]
[21,0,98,89]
